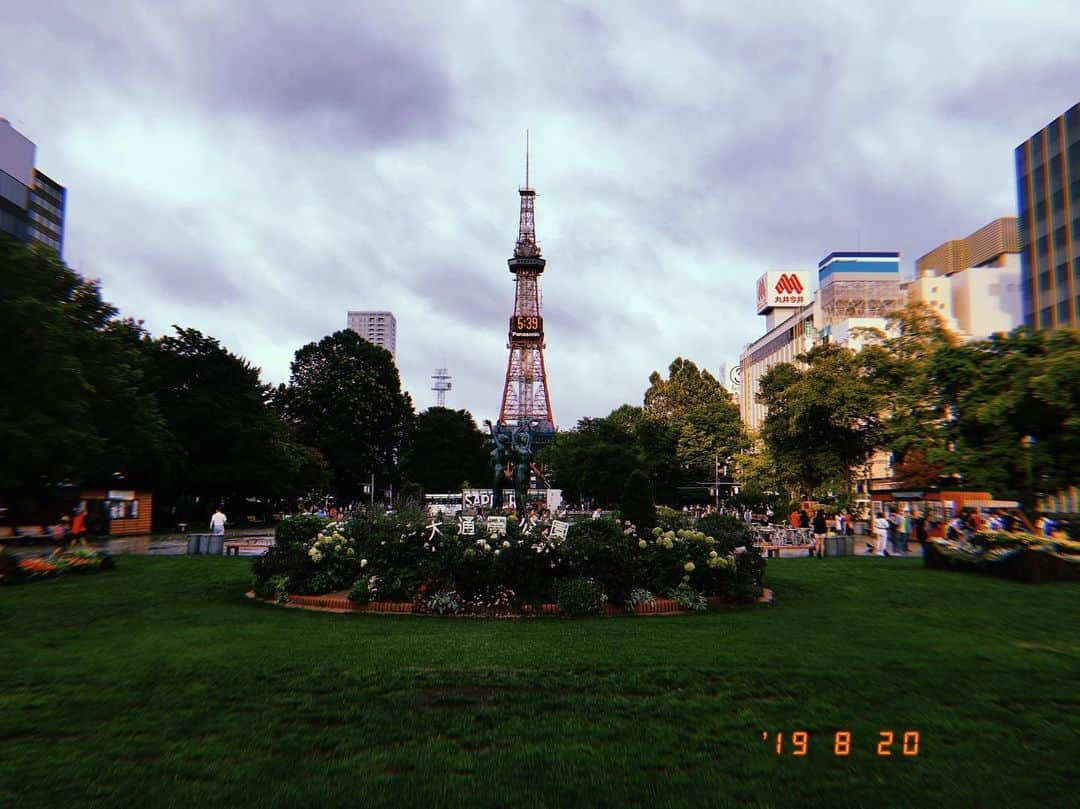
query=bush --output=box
[656,506,691,533]
[625,588,656,613]
[557,578,603,616]
[695,513,765,602]
[347,578,371,604]
[251,511,766,609]
[620,469,657,536]
[668,582,707,611]
[560,518,642,605]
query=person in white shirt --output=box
[209,507,227,536]
[873,513,890,556]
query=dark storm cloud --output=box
[5,0,1078,425]
[182,9,454,144]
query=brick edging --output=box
[246,589,773,616]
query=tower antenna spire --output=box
[525,129,530,189]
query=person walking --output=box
[873,511,890,556]
[70,506,88,549]
[812,509,827,558]
[210,506,227,538]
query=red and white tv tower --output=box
[498,135,554,432]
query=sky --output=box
[2,1,1078,428]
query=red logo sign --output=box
[775,273,804,295]
[757,276,767,302]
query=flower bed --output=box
[0,549,115,585]
[250,511,767,616]
[924,532,1079,583]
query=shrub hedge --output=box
[252,511,766,612]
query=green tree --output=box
[757,344,883,498]
[538,409,646,507]
[278,330,413,503]
[401,407,491,493]
[858,303,957,484]
[0,238,172,492]
[643,358,747,483]
[928,327,1080,505]
[619,468,657,535]
[150,327,324,513]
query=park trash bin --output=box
[207,534,225,555]
[187,534,212,554]
[825,536,840,557]
[845,535,855,556]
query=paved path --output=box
[3,528,275,559]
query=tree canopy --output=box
[149,327,324,509]
[643,357,747,482]
[0,238,172,491]
[401,407,491,494]
[757,343,883,499]
[278,330,413,503]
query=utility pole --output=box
[714,454,720,509]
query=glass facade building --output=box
[0,117,65,257]
[1015,103,1079,330]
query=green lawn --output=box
[1,556,1075,808]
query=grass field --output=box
[1,555,1076,808]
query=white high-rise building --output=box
[346,311,397,360]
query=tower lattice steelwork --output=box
[498,143,554,432]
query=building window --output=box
[1057,263,1069,286]
[1038,271,1052,291]
[1058,300,1071,323]
[1040,306,1053,327]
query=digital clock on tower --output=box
[509,315,543,341]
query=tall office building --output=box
[346,311,397,360]
[0,117,65,256]
[1015,102,1079,330]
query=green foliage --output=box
[758,343,883,497]
[150,327,325,508]
[655,506,691,532]
[0,238,173,491]
[346,578,371,604]
[644,357,748,483]
[557,577,603,616]
[278,329,414,502]
[560,518,642,605]
[538,409,646,506]
[253,512,765,607]
[625,588,656,612]
[667,582,708,611]
[252,515,331,595]
[401,407,490,493]
[619,469,657,535]
[928,328,1080,503]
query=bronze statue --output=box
[484,420,513,511]
[512,422,535,518]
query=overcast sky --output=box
[2,1,1077,427]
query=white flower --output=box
[709,550,718,559]
[684,562,695,572]
[360,558,368,568]
[502,540,510,548]
[638,540,647,549]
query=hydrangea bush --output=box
[252,511,766,611]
